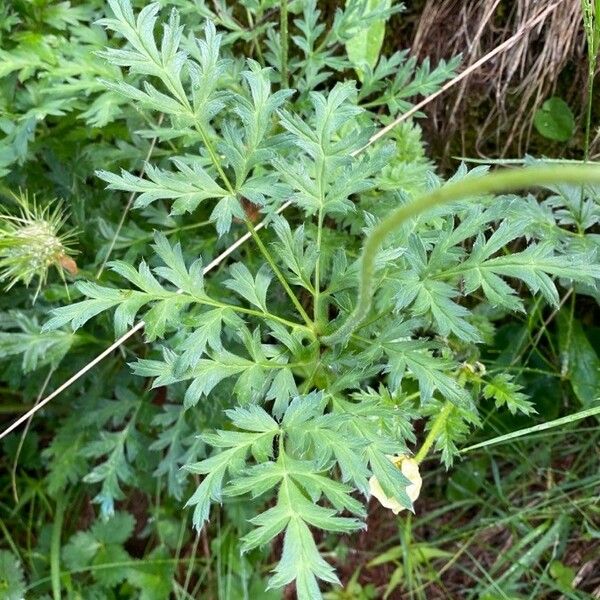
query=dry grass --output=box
[411,0,587,158]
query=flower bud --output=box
[0,192,77,298]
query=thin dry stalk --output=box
[10,369,53,502]
[95,113,165,279]
[0,322,145,441]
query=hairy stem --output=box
[582,0,599,161]
[322,165,600,346]
[191,120,237,197]
[584,67,595,162]
[415,401,454,464]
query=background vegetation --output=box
[1,1,599,599]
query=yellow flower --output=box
[368,455,422,514]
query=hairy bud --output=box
[0,192,77,299]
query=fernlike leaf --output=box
[224,262,272,312]
[0,551,25,600]
[97,158,228,215]
[483,373,535,416]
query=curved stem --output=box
[582,0,599,162]
[322,165,600,346]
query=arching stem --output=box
[322,165,600,346]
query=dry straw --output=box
[412,0,584,157]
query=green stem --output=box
[51,493,67,600]
[322,165,600,346]
[313,207,325,328]
[191,121,236,197]
[582,0,599,161]
[244,218,315,330]
[280,0,289,88]
[414,401,454,464]
[584,66,595,162]
[172,221,212,234]
[200,296,310,332]
[188,117,310,329]
[144,46,308,332]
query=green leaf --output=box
[151,232,205,297]
[210,195,246,236]
[0,312,75,372]
[391,236,482,342]
[176,308,241,369]
[549,560,576,590]
[81,390,143,515]
[43,421,88,496]
[185,408,279,526]
[367,447,412,511]
[224,263,272,312]
[134,352,247,408]
[267,367,299,418]
[143,297,184,341]
[534,97,575,142]
[185,395,366,598]
[269,518,336,599]
[127,547,175,600]
[345,0,391,78]
[44,234,212,337]
[227,403,280,434]
[63,512,135,586]
[62,531,100,571]
[382,336,470,405]
[0,551,25,600]
[245,474,361,599]
[92,511,136,545]
[241,503,291,551]
[461,242,598,307]
[150,404,201,500]
[97,159,228,215]
[43,283,123,332]
[558,313,600,408]
[483,374,535,416]
[225,461,285,498]
[271,216,318,291]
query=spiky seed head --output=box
[0,191,78,300]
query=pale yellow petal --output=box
[400,457,422,503]
[368,475,405,514]
[368,455,422,514]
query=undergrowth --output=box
[1,1,599,599]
